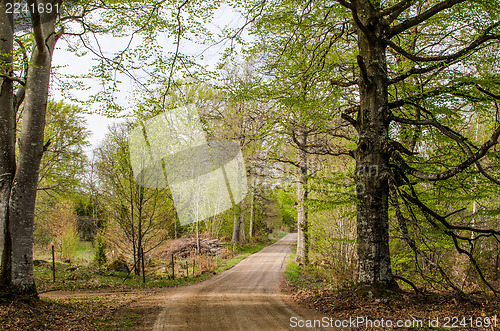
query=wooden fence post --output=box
[171,254,175,279]
[52,245,56,282]
[141,246,146,284]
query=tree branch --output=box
[401,191,500,236]
[392,124,500,181]
[0,74,25,86]
[27,0,46,53]
[476,161,500,186]
[389,61,451,85]
[399,188,500,294]
[334,0,352,9]
[391,110,478,150]
[376,0,413,18]
[388,0,467,37]
[388,83,470,109]
[341,113,358,128]
[389,181,463,293]
[385,28,500,63]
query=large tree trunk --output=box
[354,0,397,290]
[295,126,308,265]
[10,42,52,295]
[0,5,14,289]
[2,3,59,295]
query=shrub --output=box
[94,235,107,267]
[49,200,79,261]
[61,228,79,261]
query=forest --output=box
[1,0,500,329]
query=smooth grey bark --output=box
[239,211,245,243]
[0,1,60,295]
[174,212,178,239]
[353,0,397,290]
[196,219,200,254]
[295,126,308,265]
[0,3,14,288]
[232,203,241,245]
[248,179,255,238]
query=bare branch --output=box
[271,157,299,168]
[0,74,25,86]
[389,181,463,293]
[389,61,451,85]
[330,79,357,87]
[391,141,417,156]
[391,109,478,150]
[398,189,500,294]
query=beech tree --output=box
[232,0,500,291]
[37,101,90,195]
[0,0,221,297]
[0,0,63,295]
[345,0,500,291]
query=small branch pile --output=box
[166,238,223,258]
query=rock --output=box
[93,269,105,276]
[67,271,91,281]
[85,262,97,268]
[107,259,130,274]
[33,260,48,266]
[66,265,79,272]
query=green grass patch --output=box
[34,240,96,264]
[283,252,327,290]
[284,253,304,287]
[35,233,289,293]
[122,311,139,330]
[35,262,216,292]
[75,240,95,262]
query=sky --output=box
[50,4,246,152]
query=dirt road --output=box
[153,233,322,331]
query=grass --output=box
[34,240,95,265]
[283,252,308,288]
[36,259,216,293]
[1,232,290,330]
[122,311,139,329]
[35,231,288,293]
[75,240,95,262]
